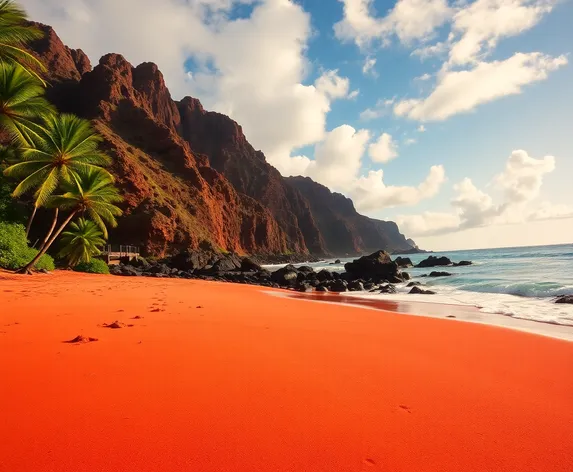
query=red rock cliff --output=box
[26,23,416,257]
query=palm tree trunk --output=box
[19,210,78,274]
[25,206,37,238]
[38,208,59,252]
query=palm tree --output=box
[58,217,106,267]
[3,113,113,238]
[0,61,53,141]
[19,168,122,273]
[0,0,46,82]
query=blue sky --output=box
[22,0,573,249]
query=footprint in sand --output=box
[101,321,134,329]
[131,316,144,320]
[63,335,98,344]
[399,405,412,413]
[446,315,456,318]
[149,308,163,312]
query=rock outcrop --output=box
[25,22,420,258]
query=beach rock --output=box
[344,250,400,281]
[454,260,473,267]
[394,256,413,268]
[555,295,573,304]
[379,284,396,294]
[297,265,315,274]
[329,280,348,293]
[409,286,436,295]
[429,271,452,277]
[316,285,329,292]
[317,270,334,282]
[416,256,452,268]
[296,282,314,293]
[241,257,262,272]
[402,272,411,281]
[347,281,364,292]
[407,281,422,287]
[334,259,341,264]
[271,267,298,285]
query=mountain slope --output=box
[24,22,417,257]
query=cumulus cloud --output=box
[352,165,446,211]
[397,150,569,236]
[334,0,452,48]
[368,133,398,163]
[21,0,355,176]
[394,52,567,121]
[448,0,557,66]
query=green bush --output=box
[0,222,55,271]
[74,258,110,274]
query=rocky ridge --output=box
[24,22,419,259]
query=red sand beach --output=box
[1,271,572,472]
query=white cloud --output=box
[415,73,432,81]
[411,40,448,60]
[280,125,445,212]
[448,0,557,66]
[362,56,377,75]
[397,150,568,236]
[304,125,371,190]
[21,0,354,178]
[348,89,360,99]
[360,97,395,121]
[334,0,452,48]
[368,133,398,163]
[417,125,426,132]
[404,138,417,145]
[394,52,567,121]
[352,165,446,211]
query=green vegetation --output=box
[0,2,123,274]
[58,218,106,267]
[0,221,54,270]
[0,0,46,83]
[74,258,110,275]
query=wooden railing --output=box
[102,245,140,262]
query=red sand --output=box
[1,271,572,472]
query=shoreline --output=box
[1,271,572,471]
[270,290,573,342]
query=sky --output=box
[20,0,573,250]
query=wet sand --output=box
[1,271,572,472]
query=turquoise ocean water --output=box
[267,243,573,326]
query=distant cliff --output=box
[25,22,418,257]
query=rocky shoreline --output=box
[108,250,478,297]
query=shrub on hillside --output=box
[74,258,110,274]
[0,222,55,271]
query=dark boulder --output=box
[296,282,314,293]
[241,257,263,272]
[316,285,329,292]
[169,250,212,271]
[297,265,315,274]
[394,256,413,268]
[402,272,411,281]
[317,269,334,282]
[409,286,436,295]
[347,281,364,292]
[407,281,422,287]
[344,250,400,281]
[416,256,452,268]
[454,260,473,267]
[271,267,298,285]
[329,280,348,293]
[429,271,452,277]
[147,263,171,275]
[334,259,341,264]
[555,295,573,304]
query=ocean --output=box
[266,243,573,327]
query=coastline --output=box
[1,271,572,472]
[274,291,573,342]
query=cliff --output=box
[24,23,417,257]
